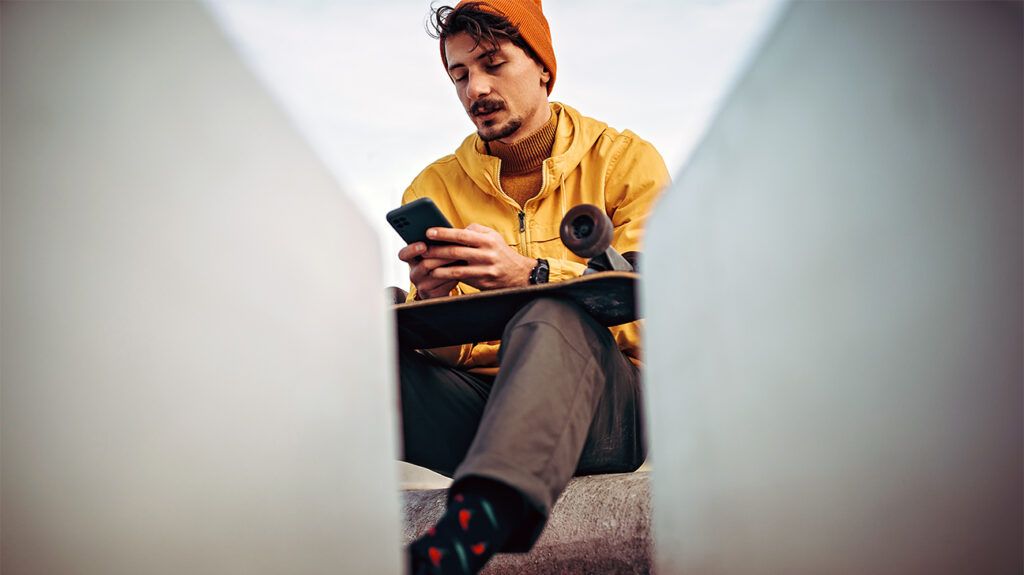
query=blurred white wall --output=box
[2,2,402,572]
[644,2,1022,572]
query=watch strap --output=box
[529,258,550,285]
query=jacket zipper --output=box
[518,211,527,256]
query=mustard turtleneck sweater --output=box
[485,108,557,208]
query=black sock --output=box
[409,478,526,575]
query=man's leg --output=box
[406,297,645,574]
[454,297,645,550]
[397,347,493,477]
[400,349,529,575]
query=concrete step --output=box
[403,472,651,574]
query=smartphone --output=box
[387,197,454,246]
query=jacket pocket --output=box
[529,222,587,265]
[500,227,521,247]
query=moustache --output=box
[471,99,505,116]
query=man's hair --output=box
[428,2,542,65]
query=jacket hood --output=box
[453,102,607,202]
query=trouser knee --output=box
[507,296,586,326]
[501,297,614,359]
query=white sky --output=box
[206,0,784,288]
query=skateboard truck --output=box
[559,204,634,275]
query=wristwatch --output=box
[529,258,550,285]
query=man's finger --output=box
[423,245,483,262]
[398,242,427,263]
[417,278,459,300]
[430,264,497,282]
[426,226,487,247]
[420,256,459,273]
[410,257,458,284]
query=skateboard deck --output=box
[395,271,640,349]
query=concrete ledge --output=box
[403,472,651,574]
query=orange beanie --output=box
[440,0,557,94]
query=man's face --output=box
[444,33,551,143]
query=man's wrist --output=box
[528,258,550,285]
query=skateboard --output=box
[394,204,640,349]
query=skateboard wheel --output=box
[560,204,613,259]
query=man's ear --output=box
[540,67,551,85]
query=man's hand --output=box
[398,242,460,300]
[422,223,536,291]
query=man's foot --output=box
[408,478,526,575]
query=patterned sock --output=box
[408,479,526,575]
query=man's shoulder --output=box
[558,103,659,157]
[589,125,666,175]
[592,124,656,154]
[414,131,480,178]
[419,152,461,173]
[402,148,473,205]
[410,150,463,184]
[604,128,663,163]
[558,105,668,184]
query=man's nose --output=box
[465,72,491,100]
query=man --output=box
[398,2,670,573]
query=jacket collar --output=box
[454,102,607,204]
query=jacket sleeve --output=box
[604,132,672,256]
[549,133,671,280]
[547,257,588,282]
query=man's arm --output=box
[601,133,672,263]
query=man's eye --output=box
[453,75,467,82]
[485,62,505,71]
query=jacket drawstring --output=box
[559,172,567,262]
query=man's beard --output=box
[478,117,523,142]
[470,98,522,142]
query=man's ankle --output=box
[408,478,526,575]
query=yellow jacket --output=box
[403,102,670,374]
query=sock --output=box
[409,478,526,575]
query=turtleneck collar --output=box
[485,107,557,175]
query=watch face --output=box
[531,259,549,284]
[535,259,550,284]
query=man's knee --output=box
[501,297,614,359]
[507,297,588,329]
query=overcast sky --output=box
[206,0,784,287]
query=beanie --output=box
[440,0,557,94]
